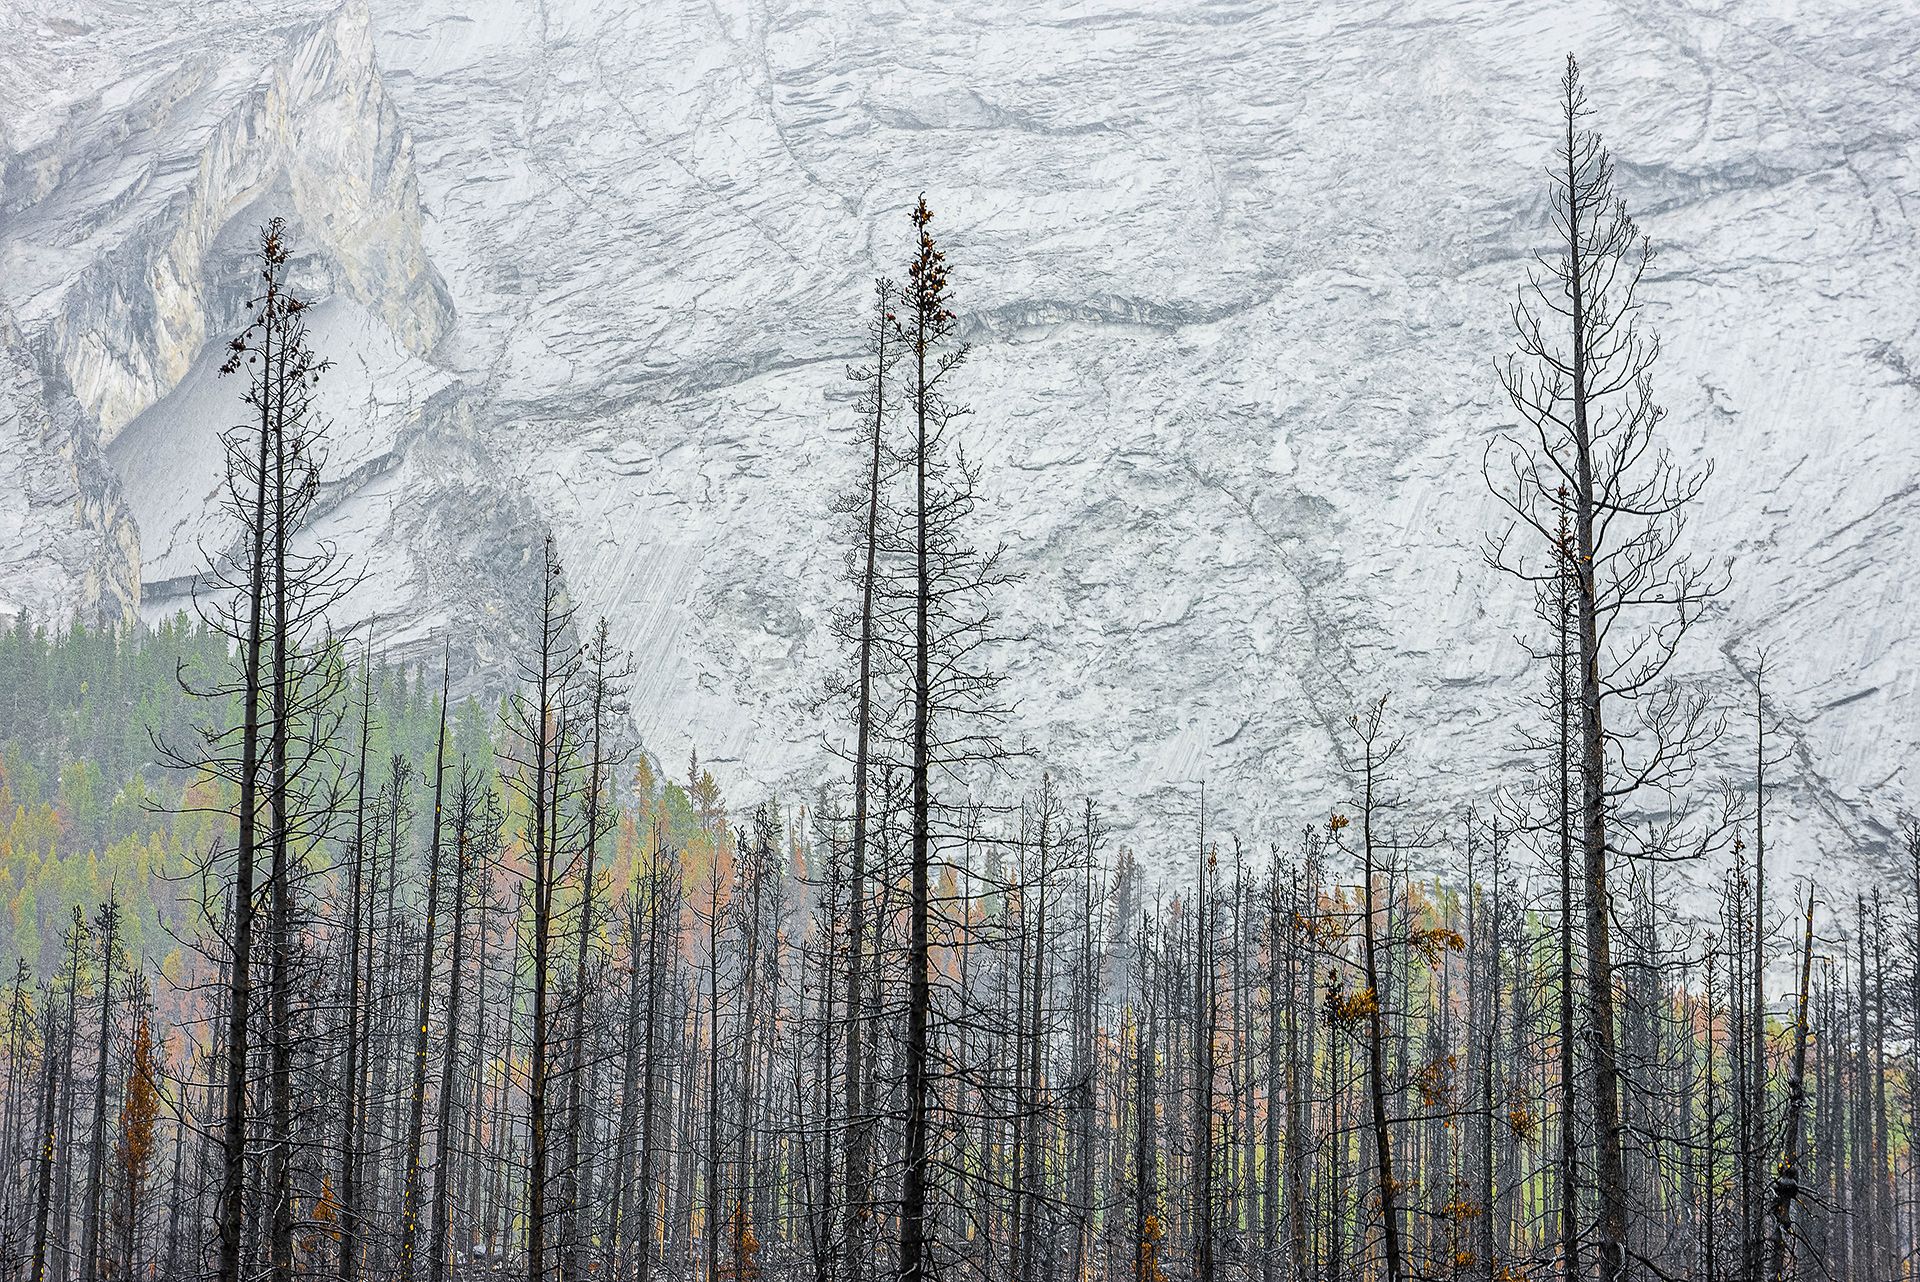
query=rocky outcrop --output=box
[0,306,139,624]
[21,1,449,443]
[0,0,452,626]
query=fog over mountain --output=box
[3,0,1915,883]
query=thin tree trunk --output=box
[1766,891,1815,1282]
[29,1005,65,1282]
[899,197,937,1282]
[339,657,373,1282]
[216,235,277,1282]
[400,660,451,1278]
[78,903,119,1282]
[1358,719,1407,1282]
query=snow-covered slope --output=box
[2,0,1916,886]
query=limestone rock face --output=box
[2,0,454,626]
[0,304,138,624]
[3,0,1916,888]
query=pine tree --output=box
[109,1013,159,1282]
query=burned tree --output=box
[1487,55,1725,1282]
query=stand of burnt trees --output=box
[1,55,1917,1282]
[8,737,1916,1282]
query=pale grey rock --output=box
[2,0,1916,897]
[0,303,138,623]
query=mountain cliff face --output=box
[0,302,138,623]
[2,0,1916,885]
